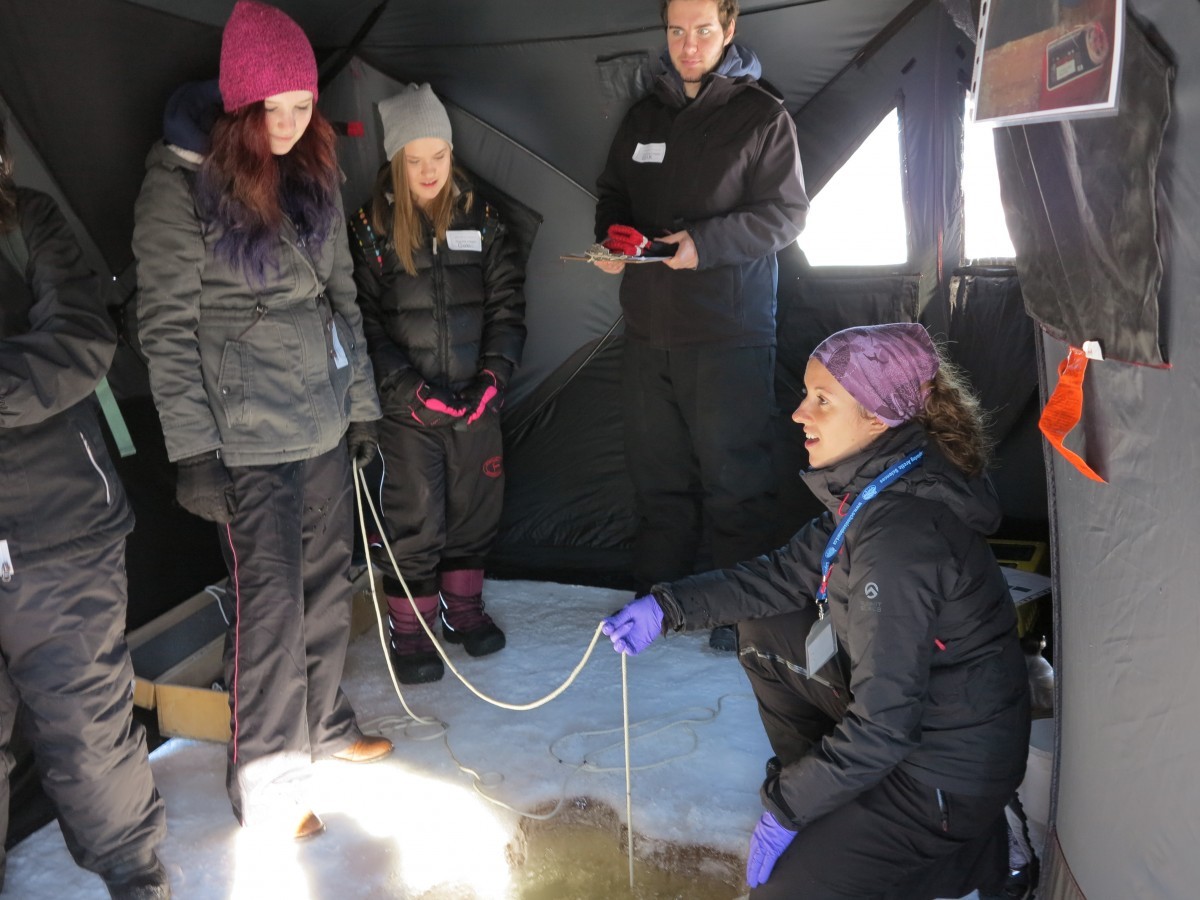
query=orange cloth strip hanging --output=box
[1038,345,1106,484]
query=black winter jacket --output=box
[351,175,526,394]
[595,46,809,348]
[0,188,133,569]
[654,424,1030,829]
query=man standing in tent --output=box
[593,0,808,649]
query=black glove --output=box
[176,451,236,524]
[346,420,378,468]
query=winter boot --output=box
[387,592,444,684]
[439,569,505,657]
[709,624,737,652]
[103,852,171,900]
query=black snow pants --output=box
[621,340,778,591]
[376,411,504,597]
[0,538,166,881]
[740,630,1009,900]
[219,441,362,826]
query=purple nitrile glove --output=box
[746,811,797,888]
[601,594,664,655]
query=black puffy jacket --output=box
[595,45,808,349]
[654,423,1030,829]
[351,175,526,393]
[0,188,133,570]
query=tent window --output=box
[796,108,908,267]
[963,93,1016,261]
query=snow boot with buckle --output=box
[439,569,505,657]
[386,592,444,683]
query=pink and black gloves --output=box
[411,381,468,427]
[601,594,665,655]
[601,224,677,259]
[460,368,502,424]
[381,369,467,427]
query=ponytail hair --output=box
[918,350,993,478]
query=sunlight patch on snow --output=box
[311,759,514,897]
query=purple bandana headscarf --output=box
[811,323,939,427]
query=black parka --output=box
[594,46,809,349]
[654,424,1030,830]
[0,188,133,569]
[351,175,526,392]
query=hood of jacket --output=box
[163,79,222,156]
[655,42,764,105]
[801,421,1004,536]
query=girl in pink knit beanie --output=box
[132,0,392,844]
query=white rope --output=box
[355,466,606,711]
[622,652,634,889]
[350,462,747,884]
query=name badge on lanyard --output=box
[805,616,838,673]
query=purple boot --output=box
[439,569,505,657]
[386,593,444,683]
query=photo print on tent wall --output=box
[971,0,1125,126]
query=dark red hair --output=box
[197,102,340,280]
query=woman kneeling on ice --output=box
[603,323,1030,899]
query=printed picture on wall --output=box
[971,0,1124,126]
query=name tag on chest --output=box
[446,230,483,252]
[329,321,350,369]
[632,142,666,164]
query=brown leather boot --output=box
[294,811,326,841]
[331,734,394,763]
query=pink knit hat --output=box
[219,1,318,113]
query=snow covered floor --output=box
[5,580,981,899]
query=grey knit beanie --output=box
[378,83,453,161]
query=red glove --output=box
[602,223,652,257]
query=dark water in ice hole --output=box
[509,811,744,900]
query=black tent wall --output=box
[1027,3,1200,898]
[24,3,1200,895]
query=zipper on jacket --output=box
[432,234,451,382]
[935,788,949,832]
[80,432,112,506]
[0,540,12,583]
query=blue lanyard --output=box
[815,450,924,619]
